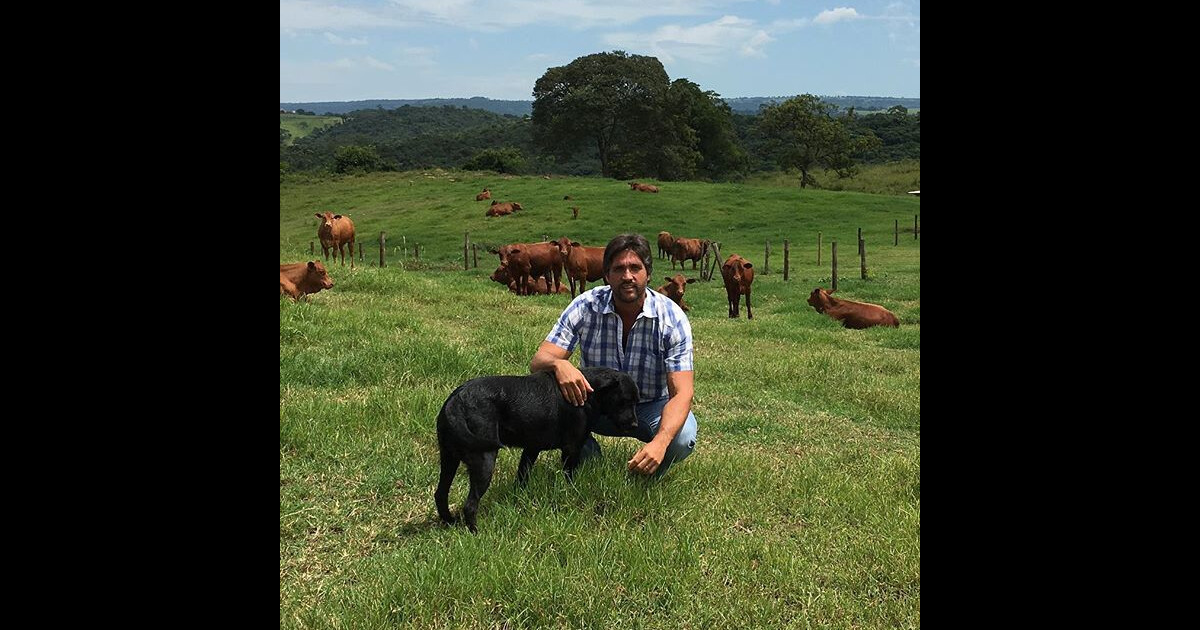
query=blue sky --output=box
[280,1,919,103]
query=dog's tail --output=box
[437,395,502,451]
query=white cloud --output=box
[605,14,773,63]
[813,7,860,25]
[324,32,367,45]
[386,0,718,30]
[770,17,809,31]
[280,0,413,30]
[365,56,396,71]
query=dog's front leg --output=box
[517,449,540,486]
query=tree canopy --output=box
[755,94,881,188]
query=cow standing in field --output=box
[657,231,674,260]
[475,187,491,201]
[554,237,605,297]
[496,242,563,296]
[657,274,697,312]
[315,212,356,266]
[720,254,755,319]
[280,261,333,301]
[671,237,708,270]
[806,288,899,329]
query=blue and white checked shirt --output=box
[545,286,694,403]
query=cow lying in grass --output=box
[806,287,899,329]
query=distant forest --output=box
[281,102,919,178]
[280,95,920,117]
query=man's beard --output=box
[614,281,645,304]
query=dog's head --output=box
[583,368,640,436]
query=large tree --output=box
[755,94,878,188]
[532,51,669,178]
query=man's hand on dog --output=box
[554,360,594,406]
[628,442,666,475]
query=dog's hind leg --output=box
[435,447,460,525]
[462,450,498,533]
[517,449,540,486]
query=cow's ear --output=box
[511,248,521,254]
[315,213,323,219]
[743,262,753,269]
[308,261,316,269]
[571,242,581,247]
[334,214,342,219]
[664,277,672,283]
[686,278,697,284]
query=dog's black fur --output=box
[435,367,640,532]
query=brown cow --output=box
[280,261,333,301]
[806,288,899,329]
[720,254,754,319]
[475,187,491,201]
[486,201,523,216]
[315,212,356,266]
[489,266,570,294]
[670,237,708,270]
[554,237,605,297]
[497,241,563,295]
[657,231,674,260]
[628,182,660,193]
[657,274,697,312]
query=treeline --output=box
[280,95,920,117]
[280,51,918,185]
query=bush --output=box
[333,145,386,174]
[462,147,527,174]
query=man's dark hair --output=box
[603,233,653,276]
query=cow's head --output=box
[489,265,511,285]
[807,287,834,312]
[722,255,753,283]
[308,261,334,289]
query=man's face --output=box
[606,249,648,305]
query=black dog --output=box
[435,367,640,532]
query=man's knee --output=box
[666,414,697,462]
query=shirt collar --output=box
[598,285,660,319]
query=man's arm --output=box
[628,370,693,475]
[530,341,592,406]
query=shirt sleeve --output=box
[545,296,585,353]
[663,312,694,372]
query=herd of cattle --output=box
[281,189,901,329]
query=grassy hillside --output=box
[280,113,342,144]
[280,172,920,629]
[746,160,921,196]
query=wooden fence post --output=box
[379,232,386,267]
[350,243,355,270]
[472,243,478,268]
[831,241,838,292]
[817,232,822,266]
[895,219,899,246]
[464,232,470,270]
[915,215,919,240]
[783,239,790,281]
[359,242,364,262]
[860,238,867,280]
[858,228,863,257]
[764,240,770,275]
[414,244,420,261]
[310,241,314,256]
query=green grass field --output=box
[281,113,342,144]
[281,171,920,629]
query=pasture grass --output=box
[281,114,343,144]
[281,172,920,629]
[745,160,921,196]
